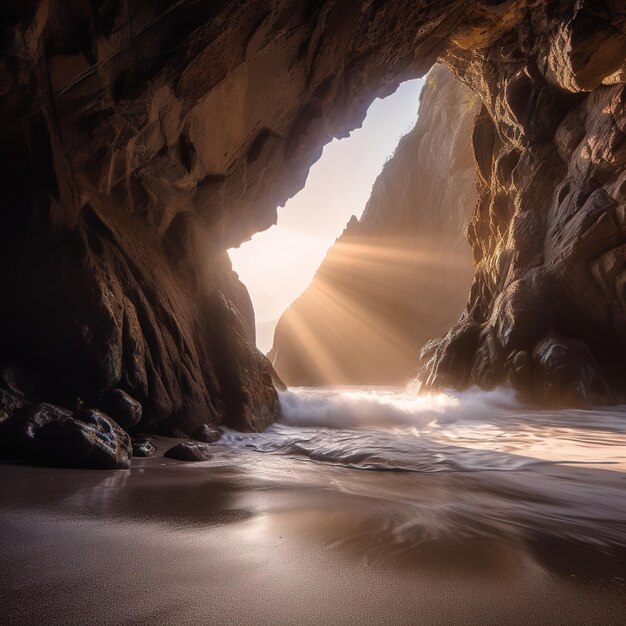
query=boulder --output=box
[0,397,131,469]
[190,424,223,444]
[164,442,212,462]
[0,388,26,417]
[131,435,157,458]
[33,408,132,469]
[99,389,142,431]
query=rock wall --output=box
[424,1,626,406]
[270,66,478,385]
[1,0,626,465]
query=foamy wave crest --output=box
[278,384,520,430]
[219,384,626,474]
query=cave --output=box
[3,3,626,623]
[2,0,626,469]
[267,65,477,386]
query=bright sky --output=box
[228,79,425,352]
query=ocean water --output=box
[1,384,625,624]
[221,384,626,473]
[216,384,626,563]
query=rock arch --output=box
[1,0,626,443]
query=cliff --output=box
[1,1,626,466]
[270,66,478,385]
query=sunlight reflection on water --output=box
[221,385,626,472]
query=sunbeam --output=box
[270,233,472,385]
[229,80,425,352]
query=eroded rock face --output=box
[1,0,625,439]
[269,66,478,385]
[0,0,469,437]
[421,2,626,403]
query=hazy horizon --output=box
[228,78,425,353]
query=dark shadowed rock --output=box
[99,389,142,431]
[0,399,70,459]
[1,0,626,430]
[190,424,223,444]
[131,435,157,458]
[1,365,38,399]
[531,334,612,407]
[0,400,131,469]
[0,388,26,416]
[33,408,132,469]
[164,442,212,462]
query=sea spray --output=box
[220,384,626,473]
[278,384,520,429]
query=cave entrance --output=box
[229,66,477,387]
[229,79,424,353]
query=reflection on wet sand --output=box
[1,385,626,625]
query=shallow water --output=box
[1,385,625,624]
[215,385,626,563]
[223,385,626,472]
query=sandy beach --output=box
[1,434,625,626]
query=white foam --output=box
[278,384,520,430]
[220,384,626,474]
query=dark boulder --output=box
[33,408,132,469]
[0,396,131,469]
[190,424,223,444]
[164,442,212,462]
[98,388,142,431]
[0,387,26,416]
[0,400,70,458]
[132,435,157,458]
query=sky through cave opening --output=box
[228,79,425,353]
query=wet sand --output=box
[1,438,625,625]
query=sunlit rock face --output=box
[424,1,626,406]
[270,66,478,385]
[1,0,626,460]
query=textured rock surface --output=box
[164,441,212,462]
[131,435,157,458]
[421,1,626,405]
[1,0,626,441]
[190,424,223,444]
[0,0,465,439]
[530,333,611,406]
[0,392,131,469]
[99,388,142,430]
[270,66,478,385]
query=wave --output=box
[219,384,626,474]
[277,384,520,430]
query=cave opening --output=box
[228,66,478,387]
[228,79,424,354]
